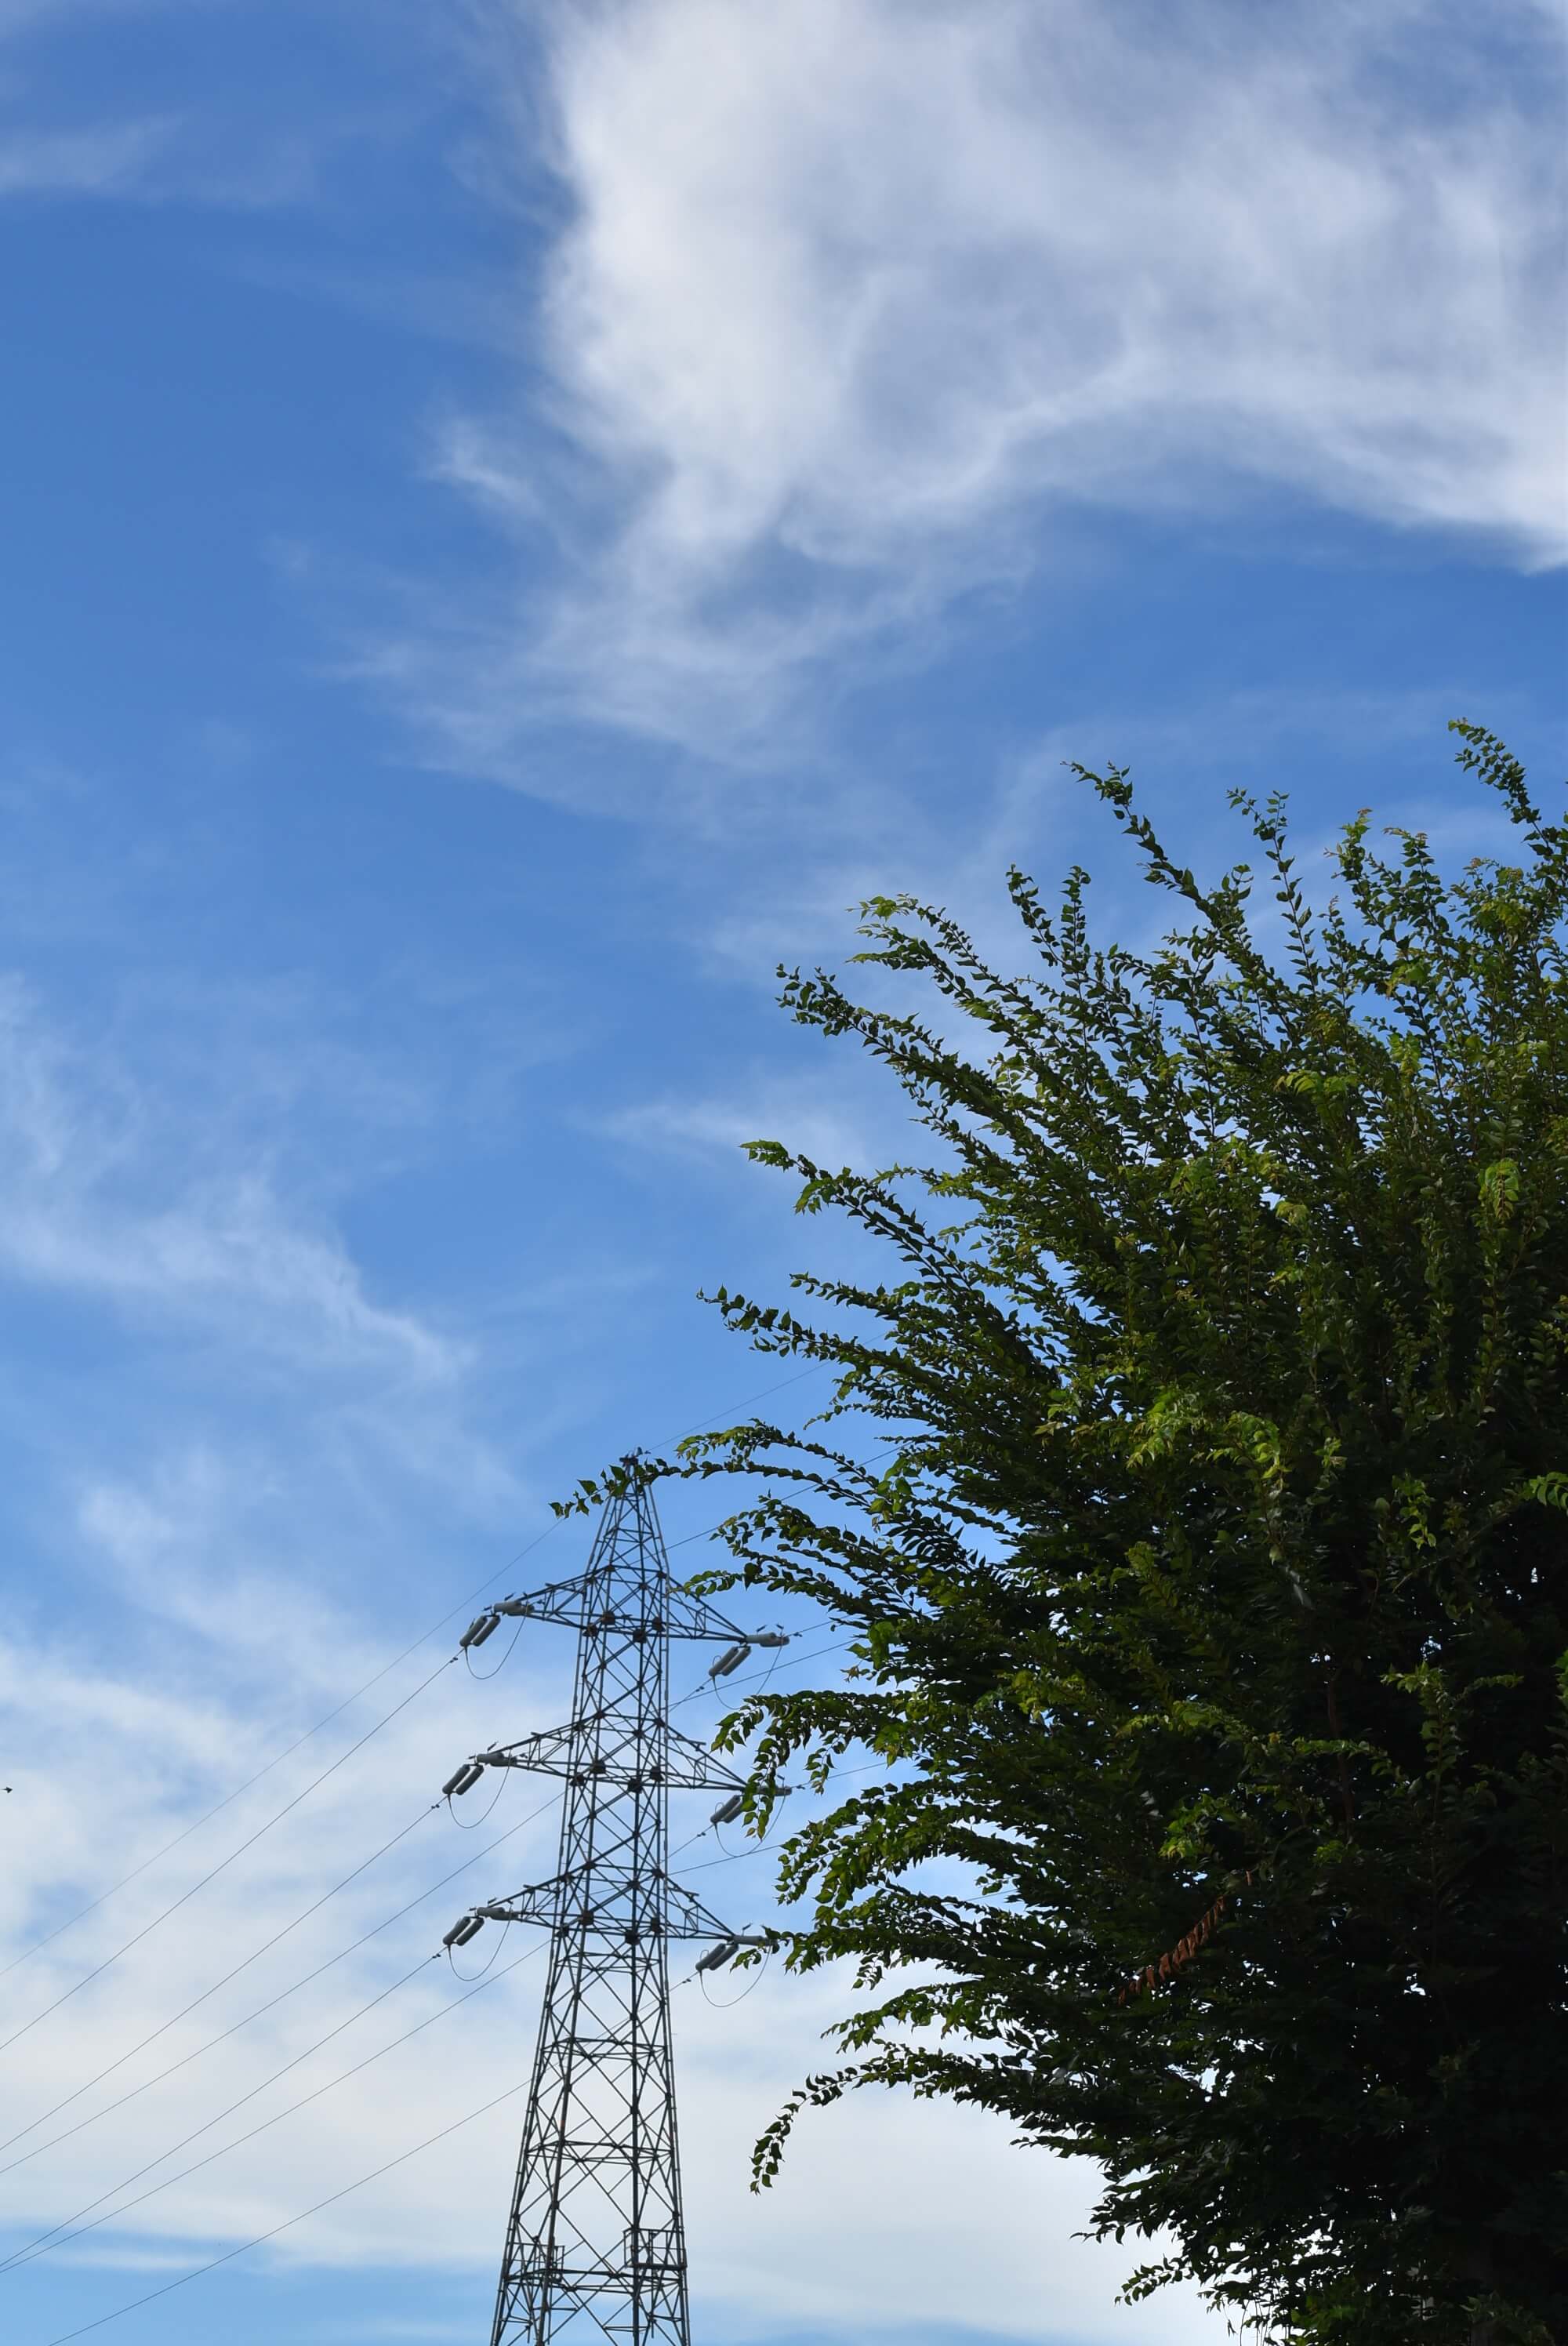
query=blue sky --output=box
[0,2,1563,2342]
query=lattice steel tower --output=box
[439,1468,779,2346]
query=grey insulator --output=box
[445,1760,485,1799]
[441,1762,475,1798]
[709,1642,752,1679]
[753,1632,789,1649]
[495,1598,531,1618]
[695,1937,741,1974]
[710,1792,745,1825]
[443,1912,484,1948]
[462,1612,500,1650]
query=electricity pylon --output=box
[439,1468,781,2346]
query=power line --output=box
[4,1941,546,2282]
[667,1359,827,1442]
[2,1434,870,2238]
[0,1655,456,2065]
[0,1788,561,2183]
[0,1956,428,2275]
[3,1607,855,2125]
[7,1630,865,2216]
[17,1482,871,2332]
[0,1378,847,1988]
[37,2068,534,2346]
[0,1529,562,1988]
[0,1804,439,2163]
[669,1629,861,1716]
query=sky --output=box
[0,2,1563,2342]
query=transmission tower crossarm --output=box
[462,1572,785,1655]
[467,1854,774,1942]
[460,1719,750,1797]
[474,1883,557,1929]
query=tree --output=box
[618,724,1567,2341]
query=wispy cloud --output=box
[0,977,456,1382]
[0,950,1214,2335]
[415,0,1565,766]
[0,1571,1218,2340]
[600,1075,883,1178]
[0,0,413,213]
[0,115,173,195]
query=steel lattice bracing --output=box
[441,1470,772,2346]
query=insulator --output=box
[460,1612,499,1650]
[753,1632,789,1649]
[441,1762,477,1798]
[710,1793,745,1825]
[709,1642,752,1679]
[443,1912,483,1948]
[494,1598,531,1617]
[695,1937,741,1974]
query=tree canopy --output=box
[622,724,1567,2343]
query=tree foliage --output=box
[637,724,1566,2341]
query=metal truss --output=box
[439,1470,780,2346]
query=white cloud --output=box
[601,1075,883,1175]
[0,0,189,197]
[0,936,1214,2331]
[431,0,1566,762]
[0,975,457,1383]
[0,116,172,195]
[0,955,535,1627]
[0,1571,1222,2341]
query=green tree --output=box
[611,725,1567,2341]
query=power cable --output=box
[4,1940,546,2282]
[0,1789,561,2184]
[445,1916,511,1984]
[0,1954,432,2276]
[445,1763,511,1829]
[0,1374,844,1987]
[0,1526,562,1988]
[679,1844,771,1877]
[35,2068,533,2346]
[667,1359,827,1442]
[463,1614,525,1681]
[669,1630,861,1717]
[0,1654,456,2065]
[13,1425,882,2328]
[0,1801,439,2163]
[662,1440,897,1562]
[698,1942,773,2010]
[2,1603,851,2177]
[0,1398,868,2148]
